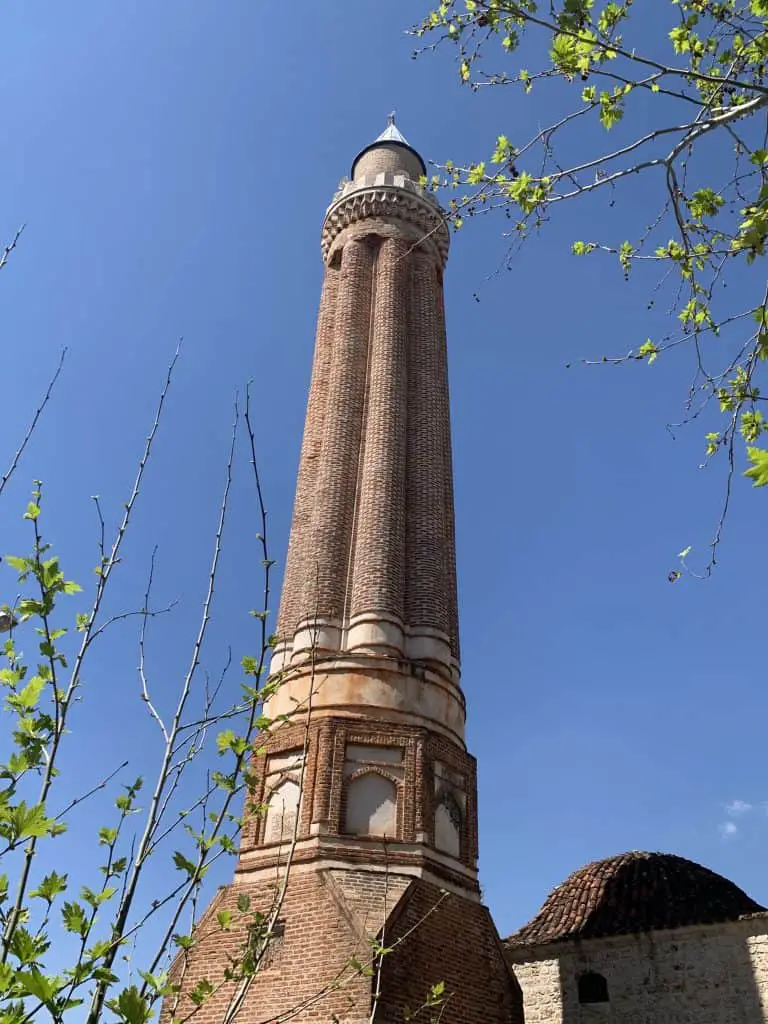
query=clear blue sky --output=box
[2,0,767,955]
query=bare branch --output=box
[0,346,67,500]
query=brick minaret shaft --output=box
[239,120,477,891]
[165,123,523,1024]
[272,149,458,690]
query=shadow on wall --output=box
[558,926,767,1024]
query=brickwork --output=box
[165,872,522,1024]
[162,871,375,1024]
[279,221,456,670]
[405,252,453,649]
[434,275,460,661]
[349,236,408,622]
[237,716,479,887]
[379,879,524,1024]
[322,183,449,268]
[302,236,375,627]
[507,918,768,1024]
[277,264,338,641]
[352,142,425,182]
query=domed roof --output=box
[506,851,765,947]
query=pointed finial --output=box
[387,110,396,127]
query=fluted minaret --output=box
[272,118,458,691]
[166,121,523,1024]
[243,115,476,894]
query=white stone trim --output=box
[261,657,466,743]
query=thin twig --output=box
[0,346,67,499]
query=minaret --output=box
[167,120,522,1024]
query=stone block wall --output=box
[507,918,768,1024]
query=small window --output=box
[578,972,609,1004]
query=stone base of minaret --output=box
[163,867,523,1024]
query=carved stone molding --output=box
[322,184,450,267]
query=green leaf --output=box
[16,969,60,1004]
[4,556,29,573]
[15,676,45,710]
[237,893,251,913]
[217,729,235,755]
[23,503,40,521]
[0,962,13,993]
[189,978,214,1007]
[491,135,513,164]
[688,188,724,219]
[105,985,153,1024]
[81,885,117,908]
[599,89,624,129]
[741,410,765,443]
[61,901,89,937]
[467,162,486,184]
[30,871,68,903]
[139,970,172,997]
[430,979,446,1000]
[217,909,233,930]
[637,340,659,364]
[1,801,58,842]
[173,850,198,878]
[9,924,49,963]
[745,447,768,486]
[550,33,579,76]
[92,967,120,984]
[6,751,29,774]
[572,240,596,256]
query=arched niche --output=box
[264,777,300,844]
[345,771,397,837]
[434,793,462,858]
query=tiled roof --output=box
[506,851,765,947]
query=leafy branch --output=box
[414,0,768,570]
